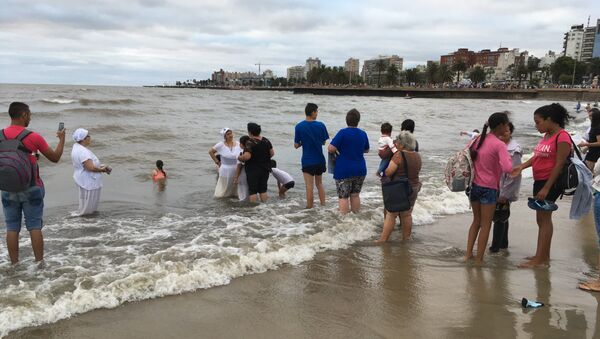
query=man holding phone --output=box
[1,102,65,265]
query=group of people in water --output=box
[6,99,600,295]
[205,100,600,290]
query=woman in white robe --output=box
[71,128,110,215]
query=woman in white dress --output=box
[71,128,110,215]
[208,128,241,198]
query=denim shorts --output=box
[468,183,498,205]
[1,185,45,232]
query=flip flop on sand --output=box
[578,282,600,292]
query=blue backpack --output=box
[0,129,36,192]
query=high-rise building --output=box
[440,48,476,67]
[593,19,600,58]
[582,25,597,61]
[564,24,584,61]
[287,66,305,81]
[361,55,403,85]
[344,58,360,78]
[304,57,321,78]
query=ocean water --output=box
[0,84,587,337]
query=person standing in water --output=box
[1,102,65,264]
[294,103,329,209]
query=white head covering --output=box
[73,128,89,142]
[220,127,231,138]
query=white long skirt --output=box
[214,163,238,198]
[77,186,101,216]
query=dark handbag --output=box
[382,152,413,212]
[553,131,582,194]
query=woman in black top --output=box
[582,108,600,171]
[238,122,274,202]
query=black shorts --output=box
[246,169,269,195]
[283,181,295,190]
[533,180,562,202]
[302,163,326,176]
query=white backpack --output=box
[444,140,476,192]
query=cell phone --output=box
[58,122,64,131]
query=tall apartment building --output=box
[304,57,321,78]
[564,24,584,61]
[595,19,600,58]
[287,66,305,81]
[361,55,403,85]
[344,58,360,78]
[582,25,597,61]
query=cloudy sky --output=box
[1,0,598,85]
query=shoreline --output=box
[7,200,600,338]
[144,86,600,101]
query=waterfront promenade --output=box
[146,85,600,101]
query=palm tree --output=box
[452,60,467,84]
[426,62,438,84]
[404,68,419,85]
[375,59,387,87]
[438,64,454,83]
[469,66,486,84]
[386,64,399,86]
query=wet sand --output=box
[8,201,600,339]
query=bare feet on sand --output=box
[517,258,549,268]
[579,280,600,292]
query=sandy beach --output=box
[7,198,600,339]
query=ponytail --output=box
[470,123,488,161]
[470,112,510,161]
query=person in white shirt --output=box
[71,128,110,216]
[270,160,294,197]
[460,129,480,140]
[377,123,397,177]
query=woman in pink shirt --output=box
[512,103,572,268]
[465,112,513,264]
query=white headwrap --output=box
[220,127,231,138]
[72,128,89,142]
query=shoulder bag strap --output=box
[400,151,409,177]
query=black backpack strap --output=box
[553,130,581,160]
[0,129,5,142]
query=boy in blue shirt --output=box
[294,103,329,209]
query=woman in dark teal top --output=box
[328,108,370,214]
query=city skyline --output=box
[1,0,599,85]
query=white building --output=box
[539,51,557,67]
[361,55,403,85]
[491,48,528,82]
[564,24,584,61]
[287,66,304,81]
[344,58,360,78]
[304,57,321,78]
[262,69,274,79]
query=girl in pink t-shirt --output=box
[512,103,572,268]
[465,112,513,264]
